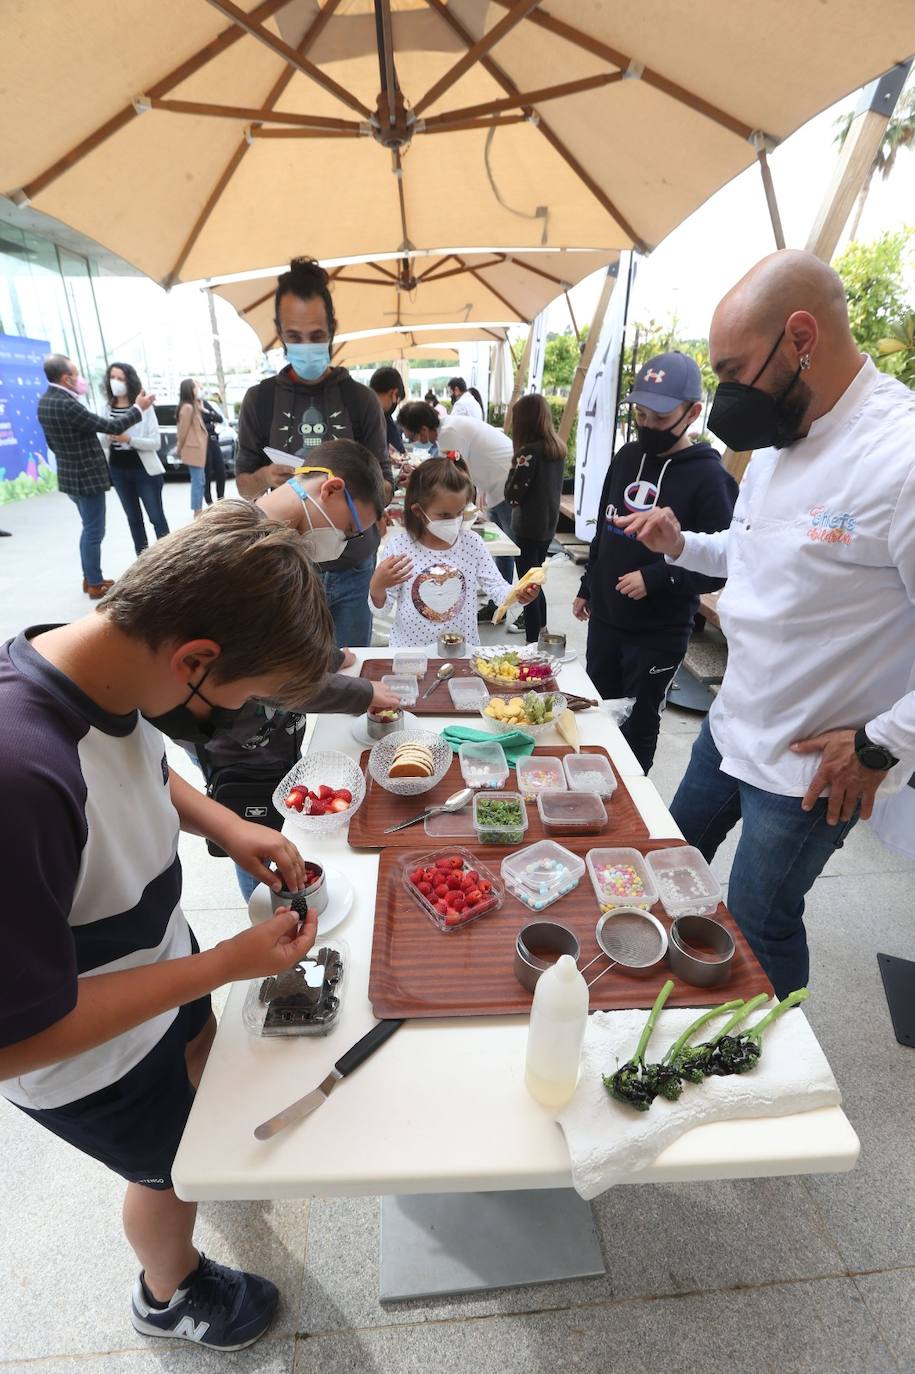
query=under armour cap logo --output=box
[644,368,666,383]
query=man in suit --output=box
[37,355,156,597]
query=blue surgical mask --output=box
[286,343,331,382]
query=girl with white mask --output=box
[369,456,539,649]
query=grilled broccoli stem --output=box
[603,980,675,1111]
[673,994,770,1081]
[704,987,809,1077]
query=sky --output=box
[87,84,915,392]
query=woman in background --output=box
[101,362,168,553]
[504,393,565,642]
[175,378,208,515]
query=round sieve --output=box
[579,908,669,988]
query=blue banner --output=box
[0,333,53,499]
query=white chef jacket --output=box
[670,357,915,798]
[436,414,514,510]
[450,391,485,421]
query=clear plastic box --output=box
[380,674,420,705]
[448,676,490,710]
[536,790,607,836]
[472,790,528,845]
[647,845,722,917]
[585,847,658,911]
[392,652,428,679]
[459,739,509,789]
[424,808,475,839]
[563,753,618,799]
[500,840,584,912]
[241,939,348,1036]
[516,754,566,802]
[401,847,503,932]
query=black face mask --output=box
[708,330,808,451]
[636,408,693,458]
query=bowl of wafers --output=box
[367,729,452,797]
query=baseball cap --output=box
[622,351,702,415]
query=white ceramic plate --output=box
[351,709,418,746]
[247,863,355,937]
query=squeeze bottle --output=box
[524,954,589,1108]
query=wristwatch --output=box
[854,727,898,772]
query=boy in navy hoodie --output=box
[573,352,738,771]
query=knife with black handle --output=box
[254,1019,404,1140]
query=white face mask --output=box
[302,493,348,564]
[110,378,128,398]
[422,510,462,547]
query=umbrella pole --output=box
[558,264,618,444]
[502,326,534,434]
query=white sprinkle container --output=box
[448,676,490,710]
[392,652,428,679]
[563,752,617,800]
[646,845,722,917]
[501,841,585,912]
[458,739,510,789]
[380,674,420,706]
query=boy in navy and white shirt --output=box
[0,502,332,1352]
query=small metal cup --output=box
[538,630,566,657]
[667,915,735,987]
[366,706,403,740]
[438,631,466,657]
[514,921,581,993]
[270,862,328,918]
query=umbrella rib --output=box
[488,0,754,141]
[420,114,529,136]
[413,254,457,282]
[163,0,343,287]
[423,0,649,252]
[204,0,373,120]
[420,72,624,127]
[453,255,527,321]
[150,97,361,132]
[413,0,543,118]
[15,0,290,200]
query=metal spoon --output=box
[383,786,473,834]
[421,662,455,699]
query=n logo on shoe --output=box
[173,1316,210,1342]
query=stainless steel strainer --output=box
[579,908,669,987]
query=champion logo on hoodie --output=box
[624,478,660,512]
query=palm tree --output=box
[834,85,915,241]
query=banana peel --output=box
[492,565,547,624]
[556,708,580,752]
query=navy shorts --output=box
[14,992,213,1191]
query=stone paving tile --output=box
[854,1270,915,1369]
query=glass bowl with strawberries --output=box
[273,751,366,834]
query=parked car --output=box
[155,402,237,478]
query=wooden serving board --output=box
[347,745,652,849]
[359,657,559,713]
[368,842,774,1018]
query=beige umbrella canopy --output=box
[214,248,613,348]
[333,324,510,365]
[4,1,914,285]
[336,341,459,364]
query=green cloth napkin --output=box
[481,528,499,541]
[442,725,536,767]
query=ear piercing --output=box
[800,354,812,370]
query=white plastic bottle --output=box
[524,954,589,1108]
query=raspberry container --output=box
[646,845,722,918]
[536,790,607,836]
[401,847,504,932]
[585,847,658,912]
[516,754,566,802]
[563,752,618,800]
[500,841,585,912]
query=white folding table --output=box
[173,649,858,1299]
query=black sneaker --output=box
[477,599,498,622]
[505,614,526,634]
[130,1254,278,1351]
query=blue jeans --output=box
[487,499,516,582]
[68,492,106,586]
[670,717,859,998]
[321,555,375,648]
[189,465,206,512]
[109,466,169,553]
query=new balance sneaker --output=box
[130,1254,278,1351]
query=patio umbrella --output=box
[213,248,614,348]
[4,1,914,285]
[331,323,510,364]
